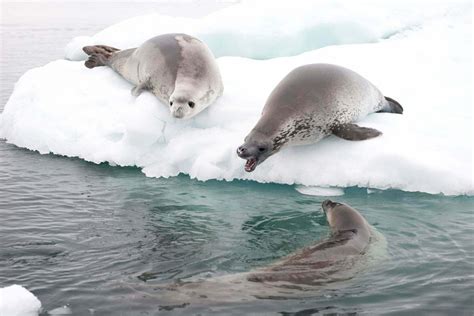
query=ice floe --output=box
[0,0,472,196]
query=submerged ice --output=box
[0,0,472,196]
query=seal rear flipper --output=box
[331,123,382,141]
[84,54,109,69]
[83,45,120,69]
[377,97,403,114]
[83,45,120,56]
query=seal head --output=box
[168,86,201,119]
[236,131,275,172]
[322,199,370,246]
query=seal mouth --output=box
[172,111,185,119]
[245,158,258,172]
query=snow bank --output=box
[0,2,472,196]
[0,285,41,316]
[64,0,466,61]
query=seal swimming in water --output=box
[83,33,224,119]
[246,199,372,286]
[147,199,380,306]
[236,63,403,172]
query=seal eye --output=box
[169,101,173,107]
[258,147,266,152]
[188,101,195,108]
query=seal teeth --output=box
[245,158,258,172]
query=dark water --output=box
[1,2,473,315]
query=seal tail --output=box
[378,96,403,114]
[82,45,120,69]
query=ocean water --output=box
[0,2,473,315]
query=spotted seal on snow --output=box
[83,33,224,119]
[246,199,372,285]
[237,63,403,172]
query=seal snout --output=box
[171,105,187,119]
[172,110,185,119]
[236,146,249,157]
[236,145,260,172]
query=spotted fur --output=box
[237,64,401,171]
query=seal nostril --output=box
[169,101,173,107]
[237,147,246,155]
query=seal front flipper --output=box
[131,81,151,97]
[331,123,382,141]
[377,96,403,114]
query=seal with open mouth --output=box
[237,63,402,172]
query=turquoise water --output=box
[1,142,473,315]
[1,2,473,315]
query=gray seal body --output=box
[83,33,224,119]
[153,200,376,306]
[237,63,403,171]
[246,200,371,286]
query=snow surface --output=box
[0,0,472,196]
[0,285,42,316]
